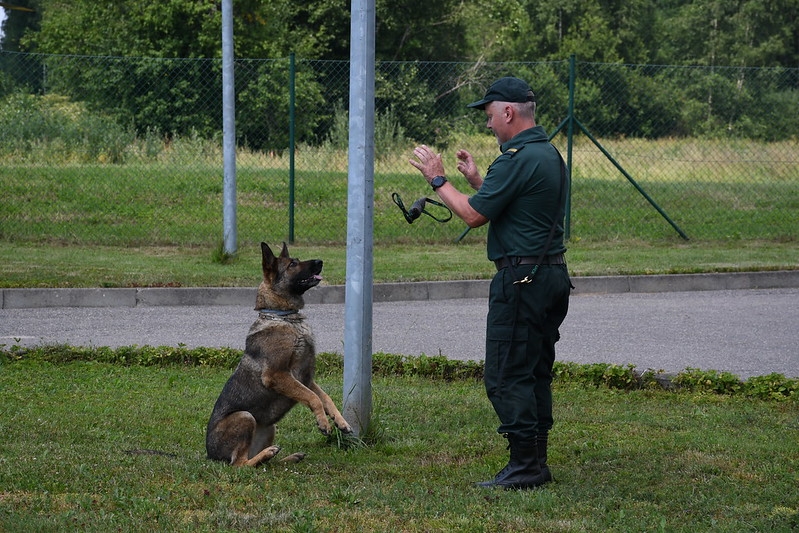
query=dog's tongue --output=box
[314,274,323,281]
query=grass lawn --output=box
[1,239,797,288]
[1,136,796,288]
[1,359,797,532]
[1,136,797,531]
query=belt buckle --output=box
[513,264,539,284]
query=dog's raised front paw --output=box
[317,418,332,435]
[333,416,353,433]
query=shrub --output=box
[1,345,796,402]
[672,367,744,395]
[0,92,135,163]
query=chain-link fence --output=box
[1,50,797,247]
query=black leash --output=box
[392,192,453,224]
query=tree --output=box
[22,0,351,59]
[0,0,40,52]
[655,0,799,67]
[375,0,469,61]
[517,0,656,63]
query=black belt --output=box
[495,253,566,271]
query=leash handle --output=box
[420,197,453,223]
[392,193,453,224]
[409,197,427,220]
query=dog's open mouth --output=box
[291,259,323,294]
[302,274,323,289]
[293,271,323,293]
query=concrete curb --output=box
[2,270,797,309]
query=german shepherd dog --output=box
[206,242,352,466]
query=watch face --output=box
[432,176,446,188]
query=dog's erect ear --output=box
[261,242,277,274]
[280,242,290,259]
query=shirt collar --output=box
[499,125,548,153]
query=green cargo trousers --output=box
[484,263,571,441]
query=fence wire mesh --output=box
[1,51,797,248]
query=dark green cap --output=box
[467,77,536,109]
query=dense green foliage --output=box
[5,0,798,65]
[1,1,797,149]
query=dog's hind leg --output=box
[309,381,353,433]
[281,452,307,463]
[251,423,306,464]
[210,412,281,467]
[249,424,276,458]
[244,423,284,467]
[243,444,282,467]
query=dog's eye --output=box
[289,260,298,268]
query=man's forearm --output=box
[436,183,488,228]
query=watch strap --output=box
[431,175,447,190]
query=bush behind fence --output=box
[1,51,797,247]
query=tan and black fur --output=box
[206,242,352,467]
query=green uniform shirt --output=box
[468,126,568,261]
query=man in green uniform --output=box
[409,77,572,490]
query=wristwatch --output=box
[430,175,447,191]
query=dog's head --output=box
[255,242,323,311]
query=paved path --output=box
[2,282,797,379]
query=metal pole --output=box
[221,0,237,254]
[288,53,296,244]
[343,0,375,437]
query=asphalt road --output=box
[2,287,797,379]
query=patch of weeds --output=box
[326,411,387,450]
[743,372,799,401]
[2,345,797,402]
[327,425,368,450]
[673,367,744,395]
[211,241,238,265]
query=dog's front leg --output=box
[263,371,332,434]
[309,381,353,433]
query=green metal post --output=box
[573,115,689,240]
[565,55,576,241]
[288,53,296,243]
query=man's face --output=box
[484,101,511,145]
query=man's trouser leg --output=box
[484,264,570,440]
[481,265,570,488]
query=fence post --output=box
[289,53,296,244]
[221,0,237,254]
[552,55,689,241]
[565,54,576,240]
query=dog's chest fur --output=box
[246,313,315,371]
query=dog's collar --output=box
[256,308,298,316]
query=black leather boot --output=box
[537,433,553,483]
[476,437,549,490]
